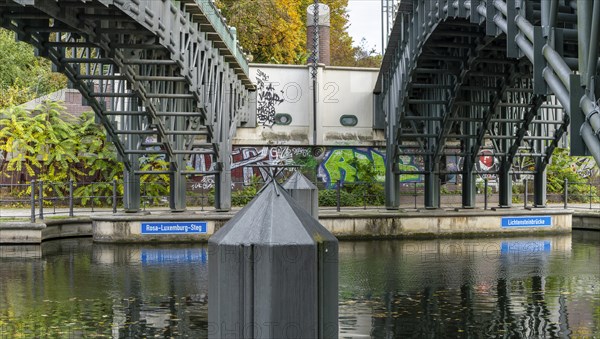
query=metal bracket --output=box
[12,0,34,6]
[470,0,480,24]
[569,74,589,156]
[486,0,497,36]
[533,26,548,94]
[506,0,519,58]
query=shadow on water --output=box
[0,231,598,338]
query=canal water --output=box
[0,231,598,338]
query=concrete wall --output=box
[320,210,572,239]
[572,212,600,231]
[0,223,44,244]
[2,209,586,244]
[43,218,92,240]
[234,64,383,146]
[89,209,573,243]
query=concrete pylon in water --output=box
[282,172,319,219]
[208,181,338,338]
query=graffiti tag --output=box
[256,69,284,127]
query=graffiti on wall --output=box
[189,146,429,189]
[476,150,501,180]
[189,146,600,190]
[316,148,424,188]
[256,69,284,127]
[573,157,600,178]
[318,148,386,187]
[231,146,310,185]
[397,155,424,184]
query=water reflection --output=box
[0,240,209,337]
[338,233,599,338]
[0,232,598,338]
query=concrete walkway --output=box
[1,203,598,220]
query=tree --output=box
[547,148,599,202]
[0,102,81,184]
[0,28,66,108]
[352,38,383,68]
[0,102,173,205]
[216,0,306,64]
[215,0,379,67]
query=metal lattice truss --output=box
[0,0,255,211]
[376,0,600,209]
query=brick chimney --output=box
[307,3,331,66]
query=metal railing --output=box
[323,178,599,212]
[1,177,598,223]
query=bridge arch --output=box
[0,0,255,211]
[377,0,600,209]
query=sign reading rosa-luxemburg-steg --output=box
[141,222,207,234]
[501,216,552,228]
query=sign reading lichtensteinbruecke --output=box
[141,222,207,234]
[501,216,552,228]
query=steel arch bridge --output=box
[0,0,255,212]
[375,0,600,209]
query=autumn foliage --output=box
[216,0,381,67]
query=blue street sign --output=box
[501,216,552,228]
[141,222,207,234]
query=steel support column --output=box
[462,104,477,209]
[215,74,232,211]
[385,94,400,209]
[385,148,400,209]
[498,163,512,207]
[124,114,141,212]
[424,157,440,209]
[170,114,186,212]
[533,162,547,207]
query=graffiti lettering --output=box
[256,69,284,127]
[397,155,422,183]
[318,148,387,188]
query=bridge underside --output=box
[0,0,254,212]
[377,0,600,209]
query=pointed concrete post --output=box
[282,172,319,219]
[209,181,338,338]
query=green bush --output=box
[318,188,355,207]
[318,182,385,207]
[231,176,263,206]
